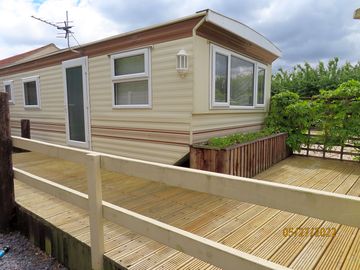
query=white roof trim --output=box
[205,10,282,57]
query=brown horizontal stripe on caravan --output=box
[193,123,263,135]
[31,121,65,127]
[91,125,190,135]
[92,126,190,145]
[196,21,278,64]
[29,128,65,134]
[10,120,20,128]
[10,126,65,134]
[92,134,190,147]
[0,16,204,76]
[10,120,66,134]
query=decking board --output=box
[342,230,360,270]
[13,152,360,269]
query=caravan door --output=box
[62,57,90,149]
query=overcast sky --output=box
[1,0,359,71]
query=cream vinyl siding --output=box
[88,37,194,164]
[1,35,274,164]
[192,36,211,113]
[93,139,189,165]
[0,65,66,146]
[192,112,265,143]
[191,35,272,143]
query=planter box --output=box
[190,132,291,178]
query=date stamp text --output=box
[282,227,337,237]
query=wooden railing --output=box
[12,136,360,270]
[190,133,291,177]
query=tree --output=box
[272,58,360,97]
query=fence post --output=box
[86,153,104,270]
[323,131,327,158]
[21,119,31,139]
[0,92,15,232]
[306,128,311,156]
[340,145,344,160]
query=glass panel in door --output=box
[65,66,85,142]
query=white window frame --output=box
[22,75,41,109]
[210,44,267,109]
[110,48,151,109]
[211,47,231,107]
[3,80,15,105]
[255,65,267,107]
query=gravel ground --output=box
[0,231,67,270]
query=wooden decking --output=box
[13,152,360,270]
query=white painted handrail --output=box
[13,136,92,164]
[101,153,360,228]
[14,168,88,210]
[102,201,288,270]
[14,166,288,270]
[13,136,360,228]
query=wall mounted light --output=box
[176,49,188,77]
[354,8,360,19]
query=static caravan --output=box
[0,10,281,164]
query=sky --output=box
[0,0,360,72]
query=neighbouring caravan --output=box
[0,10,281,164]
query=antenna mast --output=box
[31,11,75,48]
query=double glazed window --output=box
[22,76,40,108]
[212,45,266,108]
[3,80,14,104]
[111,48,151,108]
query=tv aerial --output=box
[31,11,80,49]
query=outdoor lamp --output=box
[176,49,188,77]
[354,8,360,19]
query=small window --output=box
[211,45,266,109]
[257,67,266,105]
[22,76,40,108]
[3,80,14,104]
[111,48,151,108]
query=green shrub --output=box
[207,129,275,148]
[266,79,360,155]
[265,91,317,151]
[206,80,360,156]
[315,80,360,150]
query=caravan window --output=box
[111,48,151,108]
[211,45,267,108]
[22,76,41,108]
